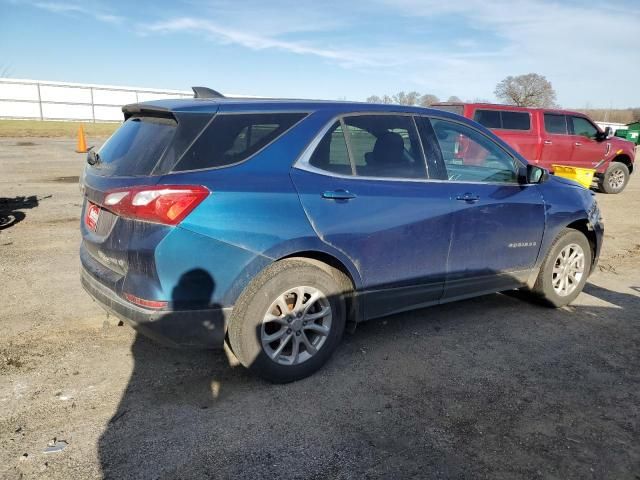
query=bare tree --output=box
[366,94,393,104]
[391,91,421,105]
[447,95,462,102]
[367,91,440,106]
[419,94,440,106]
[494,73,557,108]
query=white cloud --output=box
[27,1,123,23]
[376,0,640,106]
[10,0,640,106]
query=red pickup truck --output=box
[433,103,636,193]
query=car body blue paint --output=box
[80,98,603,347]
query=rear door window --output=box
[474,109,530,130]
[544,114,568,134]
[474,110,501,129]
[174,113,306,171]
[501,111,530,130]
[343,115,426,179]
[95,115,177,176]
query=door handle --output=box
[543,140,552,145]
[575,142,582,147]
[456,193,480,203]
[322,190,356,200]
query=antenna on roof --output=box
[192,86,225,99]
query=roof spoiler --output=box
[121,103,174,121]
[192,86,225,99]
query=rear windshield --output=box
[94,116,176,176]
[474,109,531,130]
[174,113,307,171]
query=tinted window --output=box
[309,121,352,175]
[474,110,530,130]
[430,118,519,183]
[474,110,501,129]
[571,116,598,139]
[544,114,567,134]
[174,113,306,171]
[95,116,176,176]
[501,111,530,130]
[343,115,426,179]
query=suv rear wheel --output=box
[531,229,591,307]
[600,161,629,194]
[227,258,350,383]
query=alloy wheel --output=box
[261,286,332,365]
[552,243,585,297]
[608,168,625,190]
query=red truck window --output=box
[544,114,568,134]
[473,109,530,131]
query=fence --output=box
[0,78,193,122]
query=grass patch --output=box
[0,119,120,138]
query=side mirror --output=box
[520,164,548,184]
[604,126,613,139]
[597,126,613,141]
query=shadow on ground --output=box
[0,196,39,231]
[98,280,640,479]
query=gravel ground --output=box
[1,139,639,479]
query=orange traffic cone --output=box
[76,125,88,153]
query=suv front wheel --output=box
[531,229,592,307]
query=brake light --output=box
[103,185,209,225]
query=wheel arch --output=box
[611,154,633,174]
[278,250,362,328]
[566,219,598,268]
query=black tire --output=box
[227,258,351,383]
[600,162,629,194]
[531,229,591,308]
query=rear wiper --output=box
[86,147,101,166]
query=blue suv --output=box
[80,88,603,382]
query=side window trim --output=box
[415,115,447,180]
[339,117,357,175]
[411,116,431,179]
[297,112,524,184]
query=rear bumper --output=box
[81,266,231,348]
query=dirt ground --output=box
[1,138,639,479]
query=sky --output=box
[1,0,639,108]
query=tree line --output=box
[365,92,462,106]
[366,73,639,124]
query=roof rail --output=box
[192,86,225,99]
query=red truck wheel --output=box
[600,162,629,194]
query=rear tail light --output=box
[123,293,168,310]
[103,185,209,225]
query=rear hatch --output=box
[81,104,217,303]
